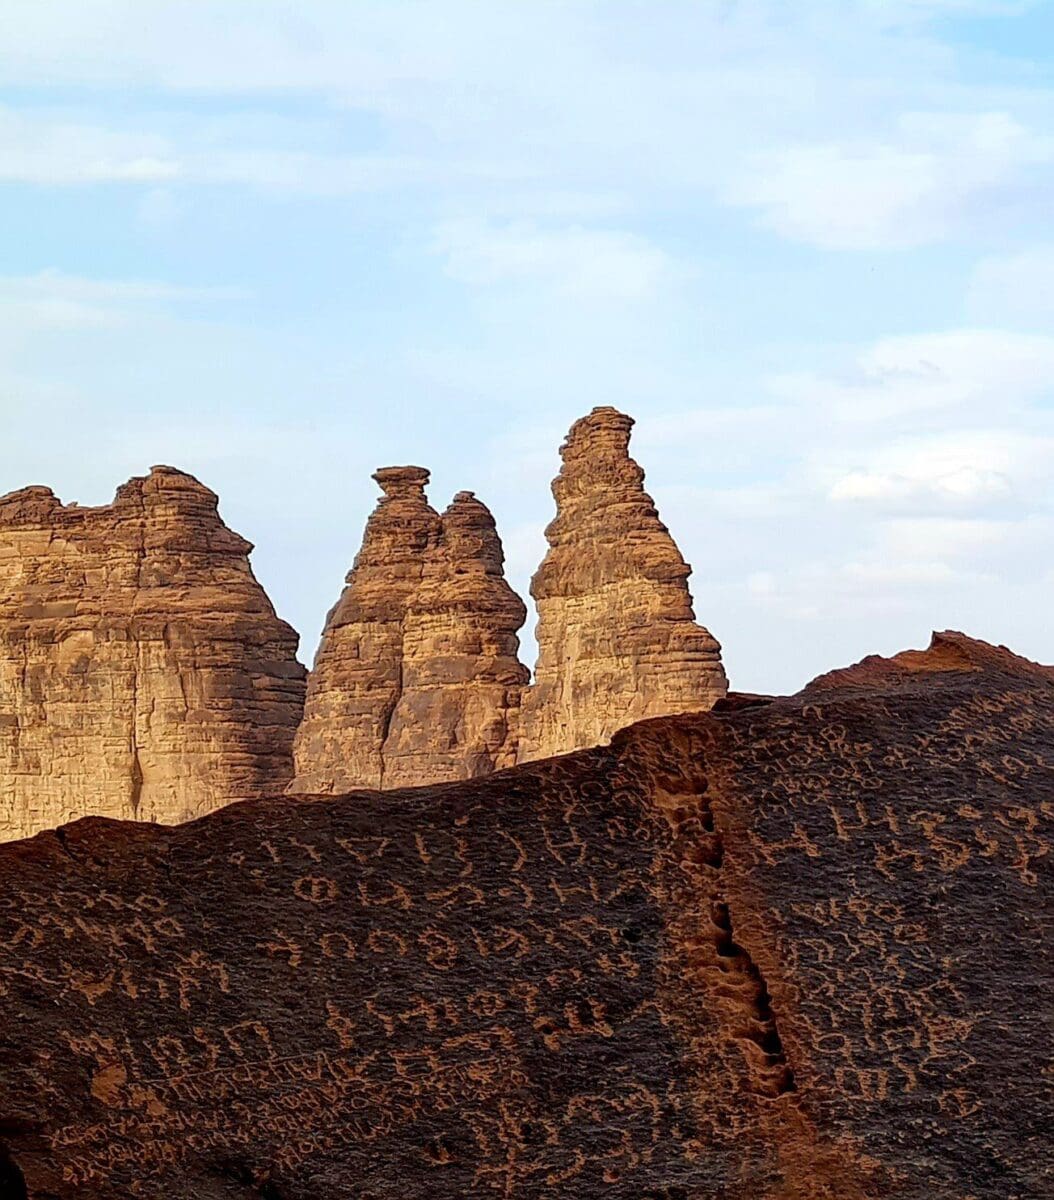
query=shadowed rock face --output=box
[292,472,527,793]
[0,468,306,842]
[516,406,728,763]
[1,632,1049,1199]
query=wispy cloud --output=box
[432,220,684,301]
[727,112,1054,249]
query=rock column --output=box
[291,467,442,793]
[516,406,727,762]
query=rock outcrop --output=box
[0,467,306,841]
[292,470,527,793]
[1,632,1049,1198]
[516,406,728,762]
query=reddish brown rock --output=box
[292,471,527,792]
[0,632,1049,1198]
[516,406,728,762]
[0,467,306,842]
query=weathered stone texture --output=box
[292,470,527,793]
[0,467,306,841]
[1,632,1049,1198]
[382,490,529,788]
[516,406,728,762]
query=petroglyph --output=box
[0,633,1049,1198]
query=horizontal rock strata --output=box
[0,632,1048,1197]
[0,467,306,841]
[516,406,728,762]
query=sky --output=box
[1,0,1052,694]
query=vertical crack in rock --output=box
[655,765,795,1101]
[376,656,403,793]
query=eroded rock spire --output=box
[291,466,443,793]
[516,406,728,761]
[0,466,306,841]
[292,471,527,792]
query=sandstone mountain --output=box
[291,469,528,793]
[517,406,728,762]
[0,467,306,842]
[0,632,1048,1198]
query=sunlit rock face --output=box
[516,406,728,763]
[292,469,528,793]
[0,466,306,841]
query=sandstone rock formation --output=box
[382,490,529,788]
[516,406,728,762]
[292,470,527,793]
[0,467,306,842]
[1,632,1049,1198]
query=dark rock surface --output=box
[0,632,1049,1198]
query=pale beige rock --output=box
[292,470,528,793]
[0,467,306,842]
[516,406,728,762]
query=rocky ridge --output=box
[0,467,306,842]
[0,632,1049,1198]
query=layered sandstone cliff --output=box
[516,406,728,762]
[292,470,527,792]
[0,467,306,841]
[2,633,1049,1198]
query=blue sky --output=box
[2,1,1052,692]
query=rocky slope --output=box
[1,632,1048,1198]
[0,467,306,842]
[292,470,527,792]
[516,406,728,762]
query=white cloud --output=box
[773,329,1054,422]
[0,270,249,332]
[727,112,1054,249]
[432,220,683,301]
[0,107,180,185]
[0,4,1049,253]
[827,428,1053,511]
